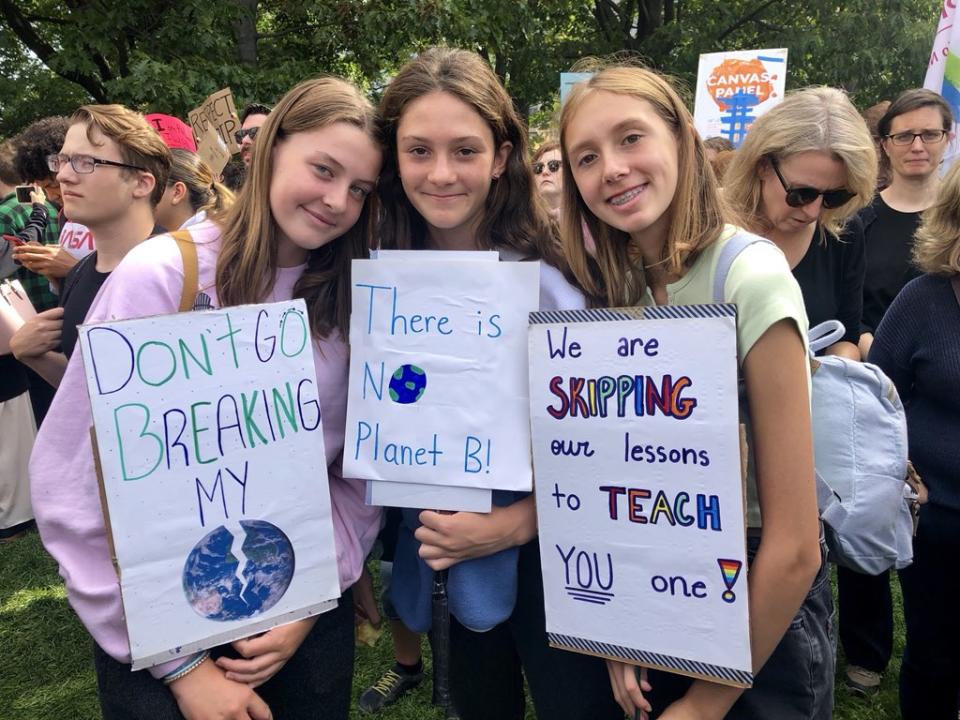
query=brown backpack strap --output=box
[170,230,199,312]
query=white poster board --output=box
[79,300,340,669]
[924,0,960,170]
[344,254,539,511]
[529,305,752,687]
[694,48,788,148]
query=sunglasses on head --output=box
[769,157,855,210]
[533,159,561,175]
[234,127,259,144]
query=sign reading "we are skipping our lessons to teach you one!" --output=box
[529,305,753,687]
[80,300,341,670]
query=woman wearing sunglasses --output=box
[724,86,877,360]
[532,141,564,218]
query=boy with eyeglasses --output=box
[10,105,170,389]
[839,88,954,697]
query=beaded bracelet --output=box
[162,651,210,685]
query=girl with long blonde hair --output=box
[560,63,828,719]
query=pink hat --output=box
[145,113,197,152]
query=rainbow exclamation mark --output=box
[717,559,743,604]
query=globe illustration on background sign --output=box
[183,520,295,621]
[388,364,427,404]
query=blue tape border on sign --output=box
[530,303,736,325]
[548,632,754,686]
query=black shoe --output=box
[358,665,424,713]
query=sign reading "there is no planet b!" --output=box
[529,305,752,687]
[79,300,341,670]
[344,253,540,509]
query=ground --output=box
[0,530,904,719]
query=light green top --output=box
[640,226,810,527]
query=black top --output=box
[0,354,29,403]
[790,217,865,347]
[869,274,960,512]
[859,194,922,334]
[59,252,110,360]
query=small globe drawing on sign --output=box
[388,364,427,404]
[182,520,295,621]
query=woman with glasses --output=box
[834,89,955,697]
[532,141,563,218]
[723,87,877,361]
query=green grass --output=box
[1,529,903,719]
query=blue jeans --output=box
[647,535,835,719]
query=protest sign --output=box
[924,0,960,170]
[194,121,232,176]
[344,254,539,510]
[694,48,787,148]
[188,87,242,157]
[529,305,752,687]
[79,300,340,669]
[0,279,36,354]
[561,72,594,104]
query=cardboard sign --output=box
[0,279,36,354]
[924,0,960,170]
[195,121,232,177]
[344,254,539,508]
[529,305,752,687]
[188,88,242,157]
[693,49,788,148]
[79,300,340,669]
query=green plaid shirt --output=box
[0,192,62,311]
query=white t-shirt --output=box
[59,222,95,260]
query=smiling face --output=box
[396,91,511,249]
[268,121,382,266]
[882,106,949,181]
[565,91,679,251]
[759,150,848,237]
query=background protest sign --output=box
[924,0,960,170]
[188,87,242,157]
[0,279,36,354]
[529,305,752,687]
[694,48,787,148]
[79,300,340,669]
[344,254,539,510]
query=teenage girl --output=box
[559,65,828,719]
[154,148,236,231]
[29,77,383,720]
[376,46,622,720]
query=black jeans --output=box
[837,565,893,672]
[899,503,960,720]
[448,539,622,720]
[94,588,354,720]
[646,535,835,720]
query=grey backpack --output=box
[714,231,914,575]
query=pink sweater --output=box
[30,220,381,677]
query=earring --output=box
[492,174,500,180]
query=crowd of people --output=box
[1,46,958,720]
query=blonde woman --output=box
[723,87,876,361]
[154,148,235,231]
[559,64,826,719]
[869,162,960,720]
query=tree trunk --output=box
[234,0,258,67]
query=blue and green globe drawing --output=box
[182,520,295,621]
[388,364,427,404]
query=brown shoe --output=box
[845,665,881,695]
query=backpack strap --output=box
[170,230,198,313]
[808,320,846,355]
[712,232,774,303]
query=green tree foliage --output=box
[0,0,946,138]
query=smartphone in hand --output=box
[15,185,33,203]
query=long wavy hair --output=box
[216,77,379,339]
[559,63,728,308]
[723,87,876,239]
[914,161,960,276]
[376,47,562,267]
[168,149,235,215]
